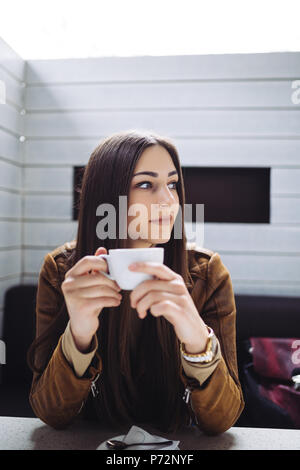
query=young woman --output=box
[27,129,244,434]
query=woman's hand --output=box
[129,261,209,354]
[61,247,122,352]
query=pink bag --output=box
[248,337,300,428]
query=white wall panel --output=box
[0,37,25,81]
[220,253,300,285]
[232,281,300,297]
[1,45,299,303]
[24,221,77,247]
[0,103,22,135]
[200,223,300,253]
[0,129,22,163]
[0,67,24,109]
[0,38,25,338]
[271,169,300,195]
[25,80,299,111]
[24,138,97,165]
[24,167,72,192]
[0,249,22,278]
[0,221,21,247]
[24,194,72,219]
[24,248,65,274]
[0,277,21,337]
[0,190,22,218]
[25,52,300,84]
[0,160,22,191]
[271,197,300,224]
[24,137,300,168]
[22,51,300,298]
[25,109,300,138]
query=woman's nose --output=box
[157,185,175,204]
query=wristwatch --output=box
[180,326,217,363]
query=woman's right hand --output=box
[61,247,122,352]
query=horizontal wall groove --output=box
[25,106,300,114]
[4,98,23,112]
[0,216,73,223]
[25,77,300,87]
[22,272,39,277]
[218,250,300,256]
[0,246,21,252]
[23,191,72,196]
[272,194,300,198]
[0,273,21,282]
[0,186,22,194]
[21,164,300,170]
[24,135,300,141]
[25,136,103,141]
[19,217,72,222]
[0,125,21,139]
[23,245,66,250]
[1,99,24,114]
[0,63,24,85]
[269,223,300,226]
[0,217,22,222]
[272,165,300,169]
[0,156,22,166]
[23,163,73,168]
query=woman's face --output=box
[127,144,180,248]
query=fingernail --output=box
[129,263,137,269]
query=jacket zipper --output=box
[182,385,198,426]
[90,372,105,421]
[81,375,198,423]
[77,372,100,415]
[78,377,198,426]
[91,373,100,398]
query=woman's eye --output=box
[135,181,178,190]
[136,181,152,189]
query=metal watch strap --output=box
[180,326,217,363]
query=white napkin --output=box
[97,425,180,450]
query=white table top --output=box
[0,416,299,450]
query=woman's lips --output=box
[150,216,172,224]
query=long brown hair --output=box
[27,129,193,432]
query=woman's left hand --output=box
[129,261,209,354]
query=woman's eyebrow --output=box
[133,170,178,177]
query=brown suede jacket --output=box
[29,240,245,434]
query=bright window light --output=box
[0,0,299,59]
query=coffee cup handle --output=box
[97,254,115,280]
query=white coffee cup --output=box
[97,247,164,290]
